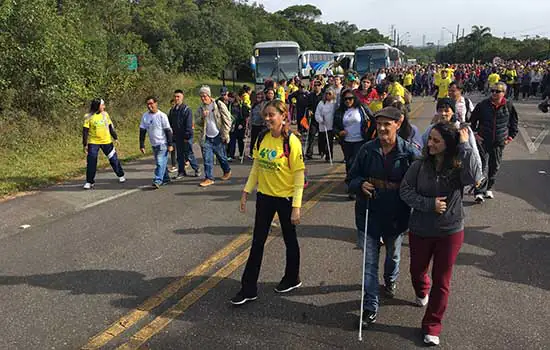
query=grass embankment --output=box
[0,76,248,197]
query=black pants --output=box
[170,149,177,168]
[342,140,366,184]
[531,82,540,96]
[318,130,334,161]
[306,123,319,158]
[250,125,266,156]
[86,143,124,183]
[241,193,300,296]
[475,143,505,194]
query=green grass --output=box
[0,75,250,197]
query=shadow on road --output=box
[458,226,550,291]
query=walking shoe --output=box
[168,166,178,173]
[484,190,494,199]
[274,279,302,293]
[415,294,429,307]
[474,194,484,203]
[199,179,215,187]
[230,291,258,306]
[176,173,186,180]
[119,176,126,183]
[359,310,377,328]
[227,157,233,162]
[423,334,440,346]
[221,171,232,181]
[152,183,161,189]
[383,282,397,298]
[83,183,94,190]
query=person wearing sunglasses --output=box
[470,82,519,203]
[333,89,376,200]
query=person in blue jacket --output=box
[348,106,421,328]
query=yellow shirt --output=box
[369,100,383,113]
[288,84,299,104]
[434,71,442,86]
[488,73,501,86]
[403,73,414,87]
[243,93,251,108]
[505,70,517,84]
[436,76,452,99]
[388,82,405,98]
[83,112,113,144]
[277,86,286,101]
[250,133,305,201]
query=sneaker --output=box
[168,166,178,173]
[221,171,232,181]
[359,310,377,328]
[274,279,302,293]
[119,176,126,183]
[227,157,233,162]
[199,179,215,187]
[176,173,186,180]
[484,190,494,199]
[383,282,396,298]
[474,194,484,203]
[83,182,94,190]
[152,183,161,190]
[423,334,440,346]
[415,294,429,307]
[230,291,257,306]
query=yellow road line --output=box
[115,171,343,350]
[81,164,344,349]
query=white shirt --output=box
[376,73,386,84]
[454,96,474,123]
[315,101,336,132]
[139,110,171,146]
[204,103,220,138]
[343,108,363,142]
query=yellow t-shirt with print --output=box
[505,70,517,84]
[253,133,305,199]
[369,100,383,113]
[83,112,113,144]
[242,92,251,108]
[434,71,442,86]
[403,73,414,87]
[388,82,405,98]
[436,76,452,99]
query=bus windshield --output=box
[255,47,299,84]
[355,49,388,75]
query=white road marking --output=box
[82,186,147,210]
[19,224,31,229]
[519,127,549,154]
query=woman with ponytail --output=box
[231,100,306,306]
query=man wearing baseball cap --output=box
[348,107,420,328]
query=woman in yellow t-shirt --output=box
[231,99,306,305]
[82,98,125,189]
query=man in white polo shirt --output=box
[139,96,174,189]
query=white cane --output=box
[302,109,311,156]
[324,126,333,166]
[241,121,250,164]
[358,200,370,341]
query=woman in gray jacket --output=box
[400,122,481,347]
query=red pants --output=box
[409,231,464,336]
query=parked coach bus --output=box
[250,41,300,90]
[354,43,405,75]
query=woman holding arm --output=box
[400,122,481,346]
[231,100,306,306]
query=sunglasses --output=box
[344,96,354,101]
[491,89,505,93]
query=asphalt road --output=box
[0,95,548,350]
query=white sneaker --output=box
[83,183,94,190]
[484,190,494,199]
[415,294,429,307]
[424,334,440,346]
[474,194,484,203]
[119,176,126,183]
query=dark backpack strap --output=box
[255,129,270,151]
[283,134,291,169]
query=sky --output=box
[253,0,550,46]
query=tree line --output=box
[0,1,388,120]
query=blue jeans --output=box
[152,144,171,185]
[201,135,231,180]
[359,230,404,313]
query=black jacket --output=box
[307,92,323,128]
[470,98,518,146]
[168,104,193,140]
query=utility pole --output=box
[457,24,460,42]
[462,28,465,38]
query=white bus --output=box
[354,43,405,75]
[299,50,334,78]
[250,41,300,90]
